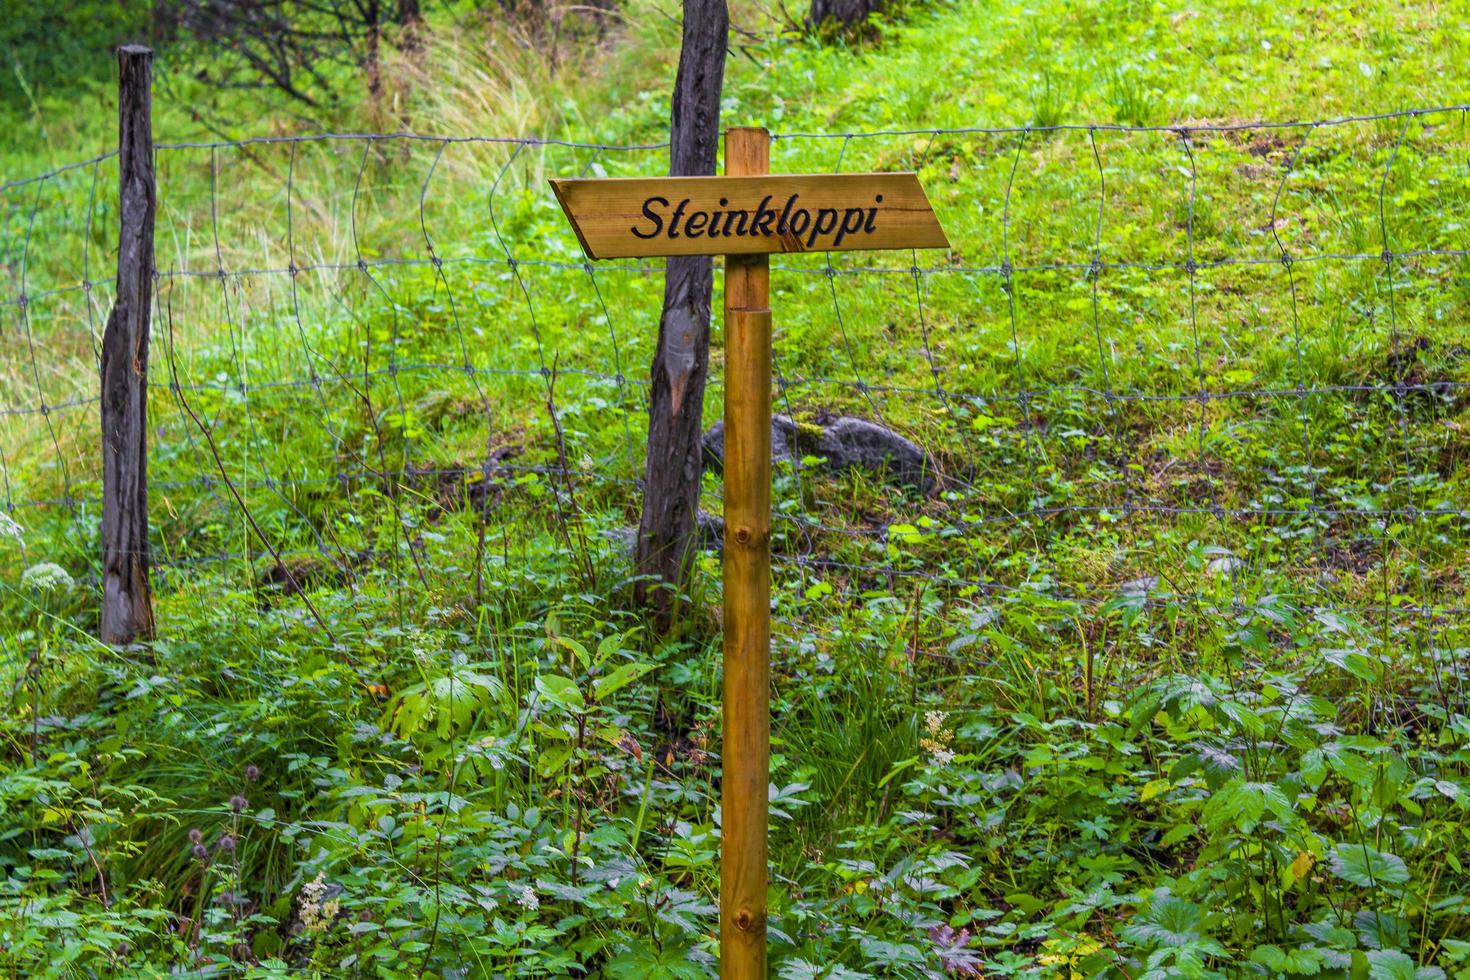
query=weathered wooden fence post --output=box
[719,125,772,978]
[100,44,156,644]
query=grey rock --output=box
[703,414,936,490]
[1205,555,1243,577]
[809,417,935,490]
[1118,575,1159,595]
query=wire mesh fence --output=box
[4,106,1470,720]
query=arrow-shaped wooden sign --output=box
[550,172,948,259]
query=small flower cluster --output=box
[185,827,236,862]
[21,562,73,593]
[299,872,341,933]
[920,710,956,767]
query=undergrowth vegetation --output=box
[3,0,1470,976]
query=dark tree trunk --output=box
[397,0,422,51]
[808,0,879,30]
[634,0,728,630]
[100,45,156,645]
[364,0,383,100]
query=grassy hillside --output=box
[3,1,1470,976]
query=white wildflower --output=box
[920,710,956,767]
[517,884,540,911]
[21,562,73,593]
[0,512,21,546]
[298,872,341,933]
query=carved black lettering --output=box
[864,195,882,233]
[708,198,727,238]
[685,211,709,237]
[722,209,750,236]
[807,207,838,248]
[777,194,799,235]
[630,196,668,239]
[751,195,777,236]
[833,207,865,247]
[669,199,691,238]
[788,208,811,239]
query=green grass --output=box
[4,0,1470,976]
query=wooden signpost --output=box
[553,127,948,976]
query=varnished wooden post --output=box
[100,44,156,645]
[549,121,948,976]
[721,126,771,977]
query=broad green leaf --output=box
[604,942,704,979]
[552,636,590,669]
[594,631,635,668]
[1251,944,1325,975]
[1204,780,1291,832]
[593,661,657,702]
[536,674,586,713]
[1324,647,1382,683]
[536,744,573,778]
[1122,894,1206,947]
[1365,950,1415,980]
[1328,843,1410,887]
